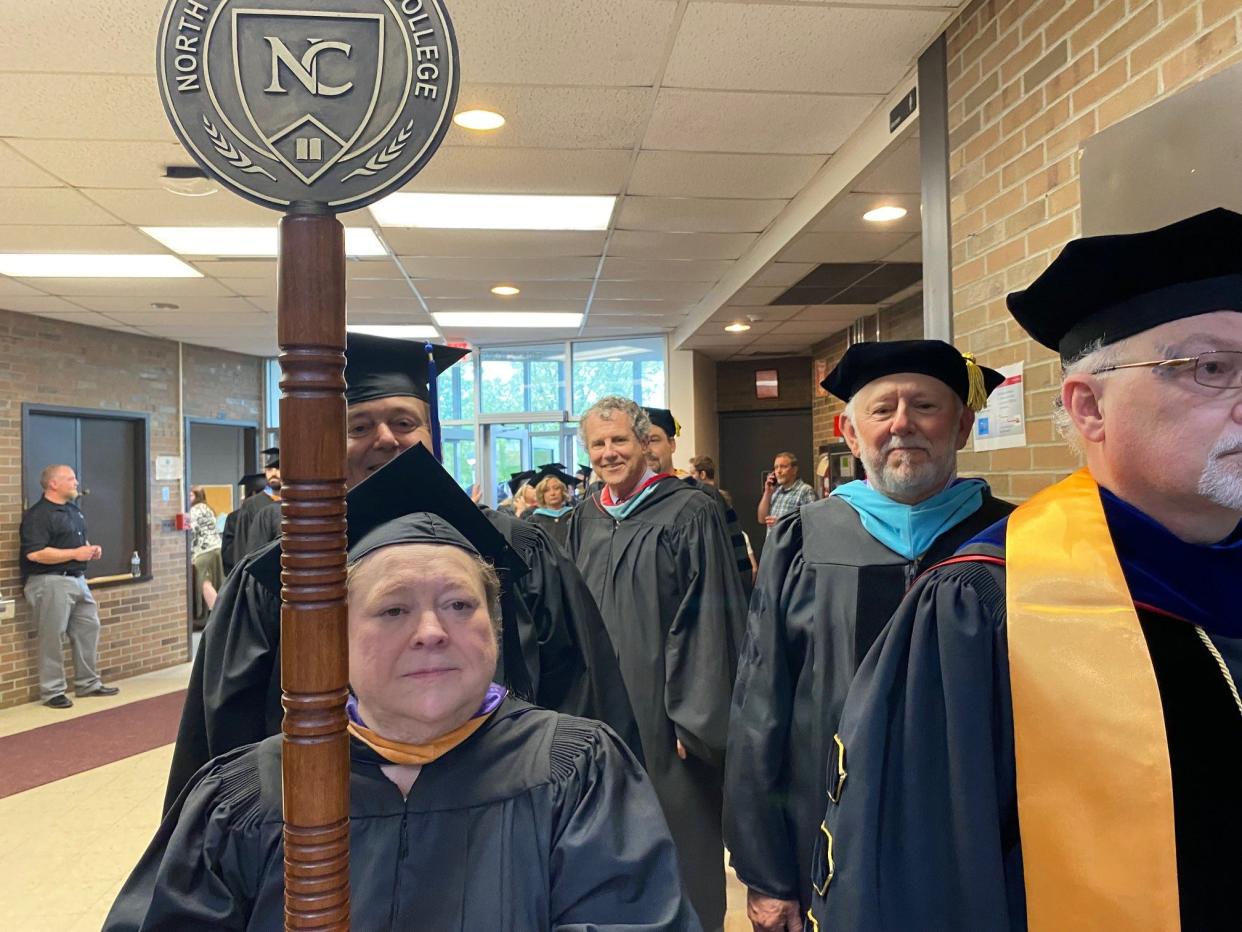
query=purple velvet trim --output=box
[347,683,507,729]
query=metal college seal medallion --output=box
[157,0,458,212]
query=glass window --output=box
[571,337,666,416]
[481,344,565,414]
[436,351,476,421]
[440,427,476,492]
[265,358,281,429]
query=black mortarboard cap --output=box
[533,462,579,488]
[643,406,680,439]
[507,469,538,497]
[1007,207,1242,361]
[261,446,280,469]
[344,332,470,405]
[822,339,1005,411]
[238,472,266,487]
[249,444,527,590]
[577,463,592,479]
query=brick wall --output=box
[946,0,1242,499]
[0,309,264,708]
[717,355,813,413]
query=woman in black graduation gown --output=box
[524,464,579,550]
[106,482,696,930]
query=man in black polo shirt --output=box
[20,464,119,708]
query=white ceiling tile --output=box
[751,262,815,287]
[0,74,177,142]
[852,136,922,194]
[714,304,803,322]
[795,304,877,322]
[608,231,756,260]
[106,310,271,328]
[773,319,853,336]
[191,260,278,280]
[0,142,65,187]
[346,259,407,280]
[0,225,160,252]
[0,189,121,225]
[0,295,90,315]
[214,277,275,298]
[593,280,714,302]
[0,278,48,297]
[444,86,650,149]
[664,3,947,94]
[645,89,880,155]
[82,188,277,226]
[387,229,608,258]
[0,0,161,74]
[344,279,419,299]
[8,139,195,189]
[418,280,591,301]
[345,295,428,314]
[450,0,677,85]
[885,236,923,262]
[407,146,630,195]
[400,256,599,281]
[696,318,782,336]
[8,308,130,329]
[731,286,785,305]
[425,297,588,315]
[777,231,914,263]
[617,196,786,233]
[589,299,690,315]
[628,152,824,199]
[22,276,237,297]
[68,295,261,315]
[810,193,923,234]
[600,258,732,282]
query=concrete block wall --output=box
[0,309,264,708]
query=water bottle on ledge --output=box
[130,551,141,578]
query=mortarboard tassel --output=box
[425,342,442,462]
[962,353,990,412]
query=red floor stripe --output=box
[0,690,186,800]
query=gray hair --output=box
[1053,337,1125,457]
[40,464,72,490]
[774,451,798,467]
[577,395,651,445]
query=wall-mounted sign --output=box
[814,357,828,396]
[155,455,182,482]
[157,0,459,212]
[973,362,1026,451]
[755,368,779,399]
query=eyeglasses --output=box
[1091,350,1242,389]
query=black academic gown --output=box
[683,478,753,599]
[810,507,1242,931]
[110,700,699,932]
[567,477,748,932]
[164,506,640,812]
[225,492,277,571]
[724,491,1012,910]
[219,508,241,574]
[525,507,574,550]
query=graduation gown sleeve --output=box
[548,720,701,931]
[664,498,747,765]
[163,545,282,812]
[219,510,239,575]
[723,510,807,900]
[501,515,643,758]
[810,559,1026,930]
[106,746,276,931]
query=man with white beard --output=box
[810,207,1242,931]
[724,339,1013,930]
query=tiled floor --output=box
[2,662,753,931]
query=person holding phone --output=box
[756,452,816,533]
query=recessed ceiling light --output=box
[0,254,202,278]
[453,109,506,131]
[139,227,387,257]
[347,324,440,340]
[150,301,180,310]
[369,193,616,231]
[490,285,520,296]
[434,312,582,328]
[863,205,908,222]
[725,322,751,333]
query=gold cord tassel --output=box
[962,353,989,411]
[673,417,682,437]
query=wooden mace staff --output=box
[277,211,350,930]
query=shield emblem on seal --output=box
[232,8,383,186]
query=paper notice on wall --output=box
[973,362,1026,451]
[155,455,182,482]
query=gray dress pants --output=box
[25,574,102,699]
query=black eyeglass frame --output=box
[1090,350,1242,389]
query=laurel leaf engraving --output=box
[342,120,415,181]
[202,115,277,182]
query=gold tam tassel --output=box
[962,353,989,411]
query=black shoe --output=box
[44,694,73,709]
[78,684,120,697]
